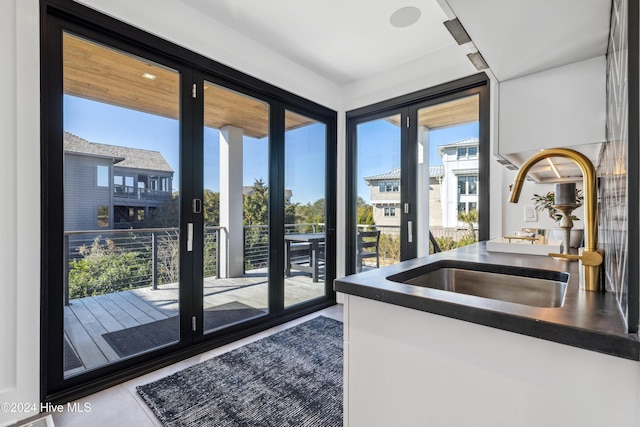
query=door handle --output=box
[407,220,413,243]
[187,222,193,252]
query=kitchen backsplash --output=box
[599,0,629,325]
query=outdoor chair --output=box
[356,230,380,272]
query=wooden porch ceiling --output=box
[63,33,312,139]
[386,95,479,130]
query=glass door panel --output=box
[416,95,480,256]
[284,110,327,307]
[355,114,402,271]
[202,82,269,334]
[62,32,181,377]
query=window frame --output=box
[345,74,490,274]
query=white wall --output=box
[0,1,41,426]
[341,44,477,111]
[501,168,585,238]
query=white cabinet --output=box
[343,294,640,427]
[496,56,606,173]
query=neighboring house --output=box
[363,165,444,228]
[363,137,479,230]
[439,137,479,228]
[64,132,174,231]
[363,167,402,228]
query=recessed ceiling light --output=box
[390,6,422,28]
[142,72,157,80]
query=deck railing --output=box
[113,185,172,201]
[242,223,326,272]
[63,223,325,304]
[63,222,473,304]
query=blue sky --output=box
[65,95,476,205]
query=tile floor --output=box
[50,304,343,427]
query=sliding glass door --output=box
[412,94,481,256]
[346,76,489,274]
[61,31,183,377]
[42,5,336,400]
[354,112,404,271]
[284,110,328,306]
[201,82,270,334]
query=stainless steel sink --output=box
[387,261,568,308]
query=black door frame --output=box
[41,0,337,403]
[345,73,490,274]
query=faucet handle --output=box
[547,250,603,266]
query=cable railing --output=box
[63,227,220,304]
[243,223,326,272]
[63,223,325,303]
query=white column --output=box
[219,125,244,278]
[417,126,430,257]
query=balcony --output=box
[62,224,327,377]
[113,185,172,202]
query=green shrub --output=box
[68,237,151,299]
[378,233,400,262]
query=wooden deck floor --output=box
[64,271,326,377]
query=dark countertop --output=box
[334,242,640,360]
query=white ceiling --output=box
[177,0,611,86]
[178,0,460,85]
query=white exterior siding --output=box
[439,140,479,228]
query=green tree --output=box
[137,193,180,228]
[458,209,478,236]
[356,197,374,226]
[457,209,478,248]
[244,178,269,225]
[203,189,220,226]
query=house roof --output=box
[64,132,174,173]
[429,165,445,177]
[363,167,401,181]
[364,165,444,182]
[438,137,479,148]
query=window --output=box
[458,176,467,195]
[97,206,109,227]
[346,73,489,270]
[43,1,337,401]
[458,202,478,214]
[457,146,478,159]
[458,176,478,195]
[97,165,109,187]
[384,206,396,217]
[379,181,399,192]
[468,176,477,195]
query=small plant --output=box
[532,189,584,223]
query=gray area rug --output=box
[103,302,266,358]
[137,316,343,427]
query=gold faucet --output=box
[509,148,603,291]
